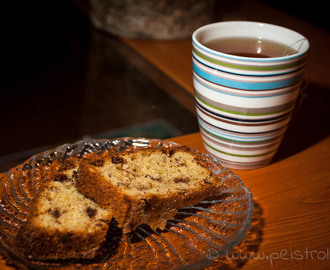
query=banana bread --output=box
[15,166,113,260]
[75,145,223,234]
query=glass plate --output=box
[0,138,253,269]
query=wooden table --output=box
[121,1,330,269]
[1,0,329,269]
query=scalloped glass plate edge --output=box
[0,137,253,270]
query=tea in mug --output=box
[203,37,297,58]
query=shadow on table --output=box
[207,200,265,269]
[273,81,330,163]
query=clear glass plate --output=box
[0,138,253,269]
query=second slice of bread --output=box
[75,145,222,233]
[15,165,113,260]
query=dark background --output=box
[0,0,327,171]
[261,0,328,32]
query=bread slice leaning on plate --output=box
[75,145,223,234]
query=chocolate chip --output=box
[86,207,97,218]
[203,178,212,184]
[168,149,175,157]
[174,177,190,183]
[111,156,125,164]
[178,189,186,195]
[146,174,162,181]
[53,174,69,182]
[89,159,105,167]
[175,158,186,166]
[49,208,61,218]
[161,148,174,157]
[61,232,74,244]
[142,199,152,212]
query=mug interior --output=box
[193,21,309,60]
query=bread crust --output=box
[16,221,109,260]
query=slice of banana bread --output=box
[15,167,113,260]
[75,145,223,234]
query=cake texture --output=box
[15,165,113,260]
[75,145,222,233]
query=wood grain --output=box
[172,133,330,269]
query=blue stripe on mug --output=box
[192,62,302,90]
[193,73,299,98]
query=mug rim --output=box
[192,21,310,62]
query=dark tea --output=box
[203,37,297,58]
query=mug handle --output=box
[292,67,309,120]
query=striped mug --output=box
[192,21,309,170]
